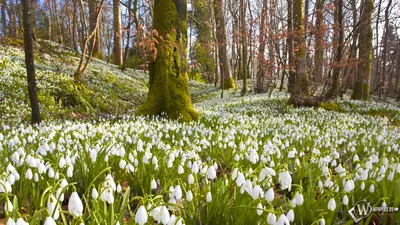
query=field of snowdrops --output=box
[1,91,400,225]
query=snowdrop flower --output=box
[160,206,170,225]
[278,171,292,191]
[328,198,336,211]
[232,168,238,180]
[174,185,182,200]
[100,188,115,204]
[344,180,354,192]
[44,217,57,225]
[188,174,194,185]
[256,203,263,215]
[92,187,99,199]
[68,192,83,217]
[192,162,199,174]
[178,165,184,174]
[286,209,294,222]
[117,184,122,193]
[6,218,16,225]
[207,165,217,180]
[59,157,66,168]
[265,188,274,202]
[119,159,126,169]
[47,195,60,220]
[135,206,148,225]
[320,218,326,225]
[15,218,29,225]
[151,206,161,221]
[34,173,39,182]
[361,182,365,190]
[343,195,349,205]
[5,199,13,213]
[151,179,157,190]
[236,172,245,187]
[25,169,33,180]
[267,213,277,225]
[186,190,193,202]
[56,188,64,202]
[369,184,375,193]
[67,165,73,178]
[48,168,55,178]
[206,191,212,202]
[277,214,290,225]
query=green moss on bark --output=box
[223,77,236,89]
[136,0,198,122]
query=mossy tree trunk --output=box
[289,0,311,105]
[136,0,198,122]
[314,0,324,84]
[113,0,123,66]
[213,0,235,89]
[352,0,373,100]
[22,0,41,124]
[89,0,104,60]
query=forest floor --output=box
[1,39,400,224]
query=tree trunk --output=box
[136,0,198,122]
[214,0,235,89]
[1,3,6,36]
[289,0,310,98]
[72,0,78,51]
[113,0,123,66]
[380,0,392,100]
[89,0,104,60]
[314,0,324,84]
[52,0,63,44]
[373,0,382,94]
[22,0,41,124]
[352,0,373,100]
[255,0,267,93]
[240,0,247,95]
[122,0,132,70]
[325,0,343,99]
[287,0,295,94]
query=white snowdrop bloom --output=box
[38,163,46,174]
[151,179,157,190]
[6,218,16,225]
[382,201,387,208]
[47,195,60,220]
[167,159,173,168]
[178,165,184,174]
[278,171,292,191]
[135,206,148,225]
[251,185,263,200]
[8,173,15,185]
[59,157,66,168]
[55,172,60,180]
[286,209,294,222]
[388,171,394,181]
[369,184,375,193]
[127,163,135,173]
[104,174,116,191]
[236,172,245,187]
[168,186,175,199]
[43,217,57,225]
[168,198,176,211]
[343,195,349,205]
[344,180,354,192]
[328,198,336,211]
[188,174,195,185]
[67,165,73,178]
[160,206,170,225]
[68,192,83,217]
[174,185,182,200]
[320,218,326,225]
[192,162,199,174]
[267,213,277,225]
[151,206,161,222]
[353,154,359,162]
[34,173,39,182]
[15,218,29,225]
[117,184,122,193]
[5,199,13,213]
[142,152,150,164]
[265,188,274,202]
[206,192,212,202]
[361,182,365,190]
[234,154,240,161]
[259,167,276,181]
[277,214,290,225]
[232,168,239,180]
[92,187,99,199]
[48,168,55,178]
[207,165,217,180]
[61,179,68,189]
[25,169,33,180]
[256,203,263,215]
[101,187,115,204]
[56,188,64,202]
[186,190,193,202]
[119,159,127,169]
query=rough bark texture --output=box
[325,0,343,99]
[255,0,267,93]
[213,0,235,89]
[113,0,123,66]
[22,0,41,124]
[314,0,324,83]
[136,0,198,122]
[289,0,310,103]
[1,3,6,36]
[352,0,373,100]
[89,0,104,60]
[240,0,247,95]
